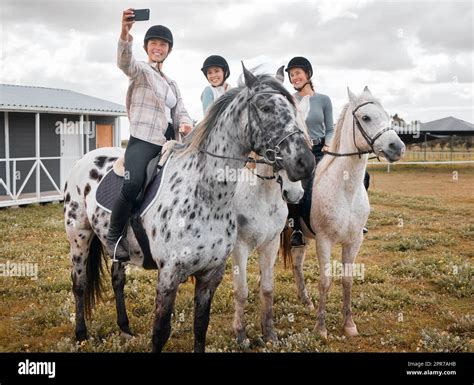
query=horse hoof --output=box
[263,332,278,343]
[316,329,328,340]
[120,325,134,338]
[235,330,248,345]
[237,338,250,349]
[344,326,359,337]
[75,330,88,342]
[120,331,134,340]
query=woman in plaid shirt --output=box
[107,9,193,261]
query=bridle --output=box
[323,101,395,158]
[199,87,302,170]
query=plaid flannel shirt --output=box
[117,37,193,146]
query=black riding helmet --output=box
[201,55,230,80]
[285,56,313,82]
[144,25,174,49]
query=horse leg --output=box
[71,261,88,342]
[341,237,363,337]
[151,270,180,353]
[258,238,280,342]
[315,236,333,339]
[194,264,226,353]
[290,244,315,310]
[111,262,133,338]
[68,228,96,341]
[231,242,249,344]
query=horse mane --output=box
[179,74,295,157]
[315,93,381,179]
[315,102,349,178]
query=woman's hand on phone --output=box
[121,9,135,40]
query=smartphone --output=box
[129,8,150,21]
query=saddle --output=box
[95,140,184,269]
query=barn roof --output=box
[421,116,474,133]
[0,83,127,116]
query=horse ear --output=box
[275,66,285,83]
[347,87,357,106]
[363,86,372,95]
[242,61,258,88]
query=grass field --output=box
[0,165,472,352]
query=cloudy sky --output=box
[1,0,472,138]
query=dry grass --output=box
[0,165,472,352]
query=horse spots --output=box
[104,221,108,227]
[218,193,222,200]
[84,183,91,197]
[68,211,77,220]
[66,219,72,226]
[160,261,164,269]
[161,208,168,220]
[165,231,171,242]
[89,169,100,180]
[152,226,157,239]
[237,215,248,226]
[76,186,81,195]
[65,193,71,203]
[94,156,108,169]
[197,245,204,250]
[217,238,223,245]
[170,171,177,181]
[189,212,196,220]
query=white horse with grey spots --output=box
[281,87,405,339]
[231,161,303,345]
[63,65,315,352]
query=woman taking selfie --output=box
[107,8,193,261]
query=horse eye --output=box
[362,115,371,122]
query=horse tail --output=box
[279,227,293,269]
[84,235,106,319]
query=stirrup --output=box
[290,230,305,248]
[112,235,130,263]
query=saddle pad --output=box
[95,153,173,217]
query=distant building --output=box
[0,84,126,207]
[396,116,474,144]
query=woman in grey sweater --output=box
[285,57,369,247]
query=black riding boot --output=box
[106,191,133,262]
[288,203,305,247]
[363,170,370,234]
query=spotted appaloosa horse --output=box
[63,65,315,352]
[231,162,303,345]
[281,87,405,339]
